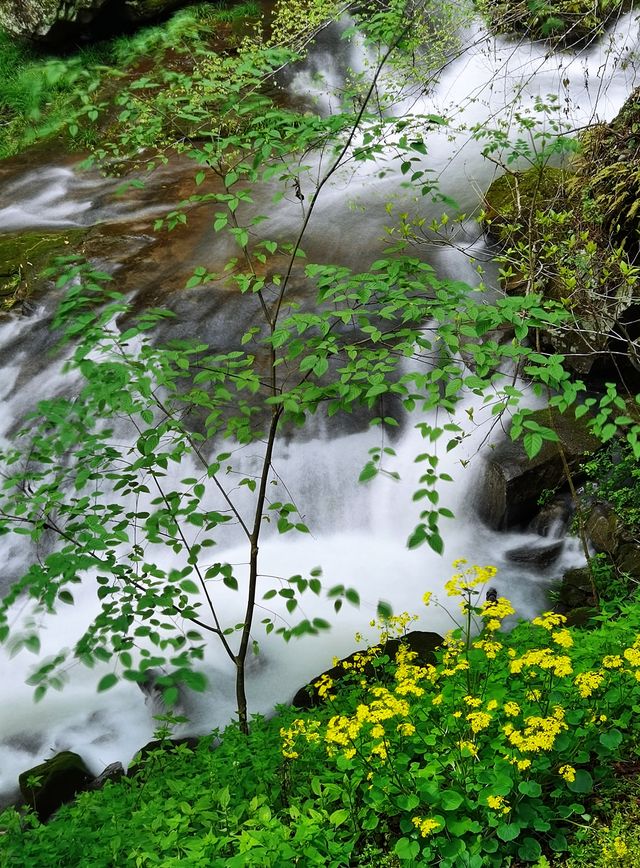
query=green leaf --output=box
[394,838,420,861]
[440,789,463,811]
[518,780,542,797]
[497,823,521,842]
[518,837,542,862]
[568,770,593,794]
[599,729,623,750]
[329,808,349,826]
[97,673,118,692]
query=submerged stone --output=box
[0,229,86,313]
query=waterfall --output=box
[0,6,637,800]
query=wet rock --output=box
[18,751,92,822]
[505,540,564,569]
[529,495,574,537]
[127,736,201,777]
[292,630,443,710]
[476,408,600,529]
[0,229,87,315]
[585,503,619,554]
[555,566,596,612]
[87,761,124,791]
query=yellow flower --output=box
[552,629,573,649]
[574,671,604,698]
[624,646,640,667]
[532,612,567,630]
[432,693,443,706]
[422,591,433,606]
[397,722,416,737]
[412,816,441,837]
[458,739,478,757]
[486,795,510,814]
[467,711,492,733]
[445,563,497,597]
[602,655,622,669]
[464,695,482,708]
[558,764,576,783]
[487,699,498,711]
[504,701,520,717]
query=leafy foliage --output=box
[4,571,640,865]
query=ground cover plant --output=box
[3,566,640,865]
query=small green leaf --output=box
[98,673,118,692]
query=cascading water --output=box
[0,5,637,802]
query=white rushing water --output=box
[0,5,637,800]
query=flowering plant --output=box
[280,564,640,865]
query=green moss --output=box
[476,0,630,44]
[570,87,640,250]
[483,166,567,242]
[0,228,87,311]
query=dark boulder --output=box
[476,408,600,529]
[18,751,92,822]
[86,761,124,791]
[292,630,443,710]
[505,540,564,569]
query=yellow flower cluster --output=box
[558,764,576,783]
[552,629,573,649]
[445,561,497,598]
[371,612,419,642]
[503,701,520,717]
[504,710,568,754]
[458,739,478,757]
[394,644,436,697]
[574,670,604,698]
[412,816,441,837]
[280,718,321,759]
[623,644,640,667]
[486,795,510,814]
[602,655,623,669]
[472,637,503,658]
[314,674,335,701]
[509,648,573,678]
[466,711,492,733]
[532,611,567,630]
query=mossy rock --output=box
[0,229,86,313]
[18,751,93,822]
[570,87,640,251]
[482,166,568,244]
[477,0,630,44]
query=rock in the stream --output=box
[18,751,93,822]
[86,761,124,791]
[476,408,600,529]
[505,540,564,569]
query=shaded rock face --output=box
[476,408,600,530]
[292,630,443,710]
[18,751,92,822]
[0,0,188,41]
[585,502,640,580]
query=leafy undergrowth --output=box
[0,1,259,159]
[4,565,640,866]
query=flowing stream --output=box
[0,4,638,802]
